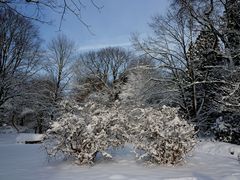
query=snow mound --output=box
[196,141,240,159]
[16,133,45,144]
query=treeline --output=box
[0,1,240,144]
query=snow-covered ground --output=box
[16,133,45,144]
[0,133,239,180]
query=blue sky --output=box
[37,0,169,52]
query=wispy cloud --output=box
[76,33,136,52]
[78,41,131,52]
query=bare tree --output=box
[132,5,221,123]
[0,0,103,31]
[45,34,75,103]
[10,75,56,133]
[72,47,132,102]
[0,8,41,108]
[132,9,196,118]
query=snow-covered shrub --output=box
[44,98,196,165]
[130,106,196,165]
[44,101,129,165]
[213,115,240,145]
[85,92,111,105]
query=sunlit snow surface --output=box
[0,133,239,180]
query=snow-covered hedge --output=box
[44,101,196,165]
[129,106,196,165]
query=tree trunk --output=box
[11,114,19,133]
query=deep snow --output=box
[0,133,239,180]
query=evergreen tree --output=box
[225,0,240,65]
[186,26,222,128]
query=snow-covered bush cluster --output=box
[129,106,196,165]
[44,100,196,165]
[44,101,129,164]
